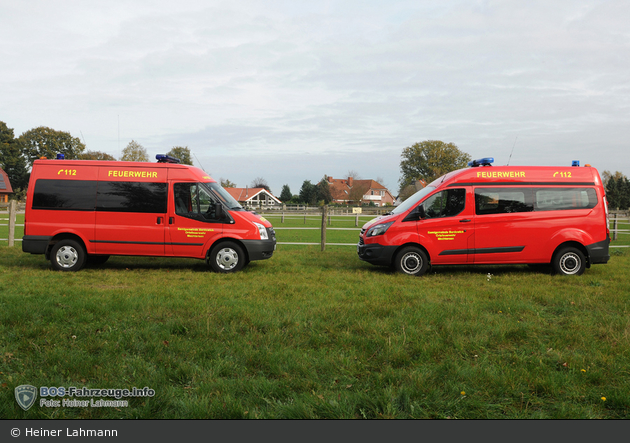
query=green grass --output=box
[1,237,629,418]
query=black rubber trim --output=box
[439,246,525,256]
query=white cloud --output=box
[1,0,629,194]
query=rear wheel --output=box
[394,246,429,276]
[208,242,246,273]
[552,247,586,276]
[50,239,86,272]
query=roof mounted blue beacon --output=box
[56,153,65,160]
[572,160,580,167]
[468,157,494,167]
[156,154,181,164]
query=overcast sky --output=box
[2,0,629,195]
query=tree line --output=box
[604,171,630,210]
[0,121,192,199]
[3,120,627,209]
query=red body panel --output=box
[359,164,609,271]
[24,159,275,264]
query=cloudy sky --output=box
[1,0,629,195]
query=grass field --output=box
[1,211,629,418]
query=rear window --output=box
[32,179,97,210]
[534,188,597,211]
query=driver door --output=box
[167,182,223,258]
[416,187,475,264]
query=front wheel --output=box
[394,246,429,276]
[50,239,86,272]
[552,247,586,276]
[208,242,246,273]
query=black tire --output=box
[527,263,551,273]
[50,239,86,272]
[86,255,110,267]
[208,242,246,273]
[552,247,586,276]
[394,246,429,276]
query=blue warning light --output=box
[156,154,181,164]
[468,157,494,167]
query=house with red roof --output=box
[0,168,13,203]
[224,187,282,209]
[326,176,395,207]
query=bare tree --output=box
[251,177,271,193]
[347,170,361,179]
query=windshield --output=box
[391,186,436,215]
[205,182,243,210]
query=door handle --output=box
[169,217,174,224]
[157,217,163,225]
[459,219,472,223]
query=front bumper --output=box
[242,239,276,261]
[242,228,276,261]
[357,240,398,266]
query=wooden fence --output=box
[609,212,630,241]
[0,201,23,246]
[261,206,363,250]
[2,203,629,249]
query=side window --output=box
[32,179,98,210]
[475,187,596,213]
[535,188,597,211]
[475,188,533,215]
[174,183,219,220]
[96,182,167,213]
[421,188,466,218]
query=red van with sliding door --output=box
[22,154,276,272]
[358,158,610,276]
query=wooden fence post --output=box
[321,205,328,251]
[8,199,17,247]
[613,212,618,241]
[355,212,359,227]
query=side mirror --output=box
[214,202,224,220]
[417,205,426,220]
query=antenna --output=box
[193,152,208,174]
[507,136,517,166]
[80,131,86,145]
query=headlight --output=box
[254,222,268,240]
[366,221,393,237]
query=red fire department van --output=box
[358,158,610,276]
[22,154,276,272]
